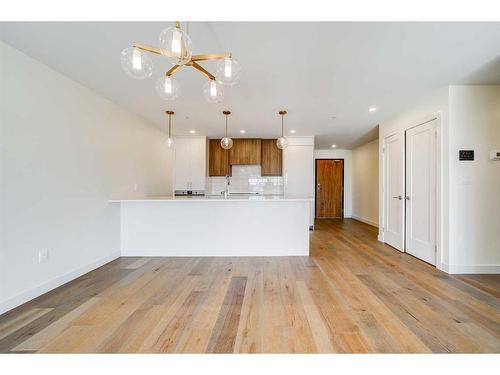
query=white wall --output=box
[0,41,173,313]
[313,149,352,218]
[448,85,500,273]
[352,139,379,227]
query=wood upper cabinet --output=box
[208,139,230,176]
[261,139,282,176]
[229,138,261,165]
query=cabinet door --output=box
[261,139,282,176]
[229,139,262,165]
[174,137,206,190]
[209,139,230,176]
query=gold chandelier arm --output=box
[191,53,231,62]
[133,42,163,55]
[166,64,183,77]
[189,61,216,80]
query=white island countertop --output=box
[109,195,314,203]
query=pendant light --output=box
[220,110,233,150]
[276,110,288,149]
[166,110,174,148]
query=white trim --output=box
[351,215,378,228]
[0,252,120,315]
[441,263,500,274]
[377,234,384,242]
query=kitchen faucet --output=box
[222,174,231,198]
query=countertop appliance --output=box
[174,190,205,196]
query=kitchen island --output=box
[109,195,312,256]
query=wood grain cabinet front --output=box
[261,139,282,176]
[208,139,230,176]
[229,139,262,165]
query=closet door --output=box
[405,119,437,265]
[383,133,405,251]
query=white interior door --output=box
[383,133,405,251]
[405,120,437,265]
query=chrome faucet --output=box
[222,174,231,198]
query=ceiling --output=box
[1,22,499,149]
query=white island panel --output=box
[118,198,310,256]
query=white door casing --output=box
[383,132,405,251]
[405,119,437,265]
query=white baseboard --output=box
[377,234,384,243]
[441,263,500,274]
[0,251,120,315]
[351,215,379,228]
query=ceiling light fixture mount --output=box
[121,21,241,103]
[276,110,288,150]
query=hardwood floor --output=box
[1,219,499,353]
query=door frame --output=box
[379,112,443,270]
[314,158,344,219]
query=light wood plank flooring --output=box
[1,219,499,353]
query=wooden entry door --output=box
[315,159,343,218]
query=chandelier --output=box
[120,22,241,103]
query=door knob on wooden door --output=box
[317,183,321,191]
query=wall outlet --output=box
[38,249,49,263]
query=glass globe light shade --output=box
[166,137,174,148]
[159,27,192,65]
[276,136,288,150]
[216,58,241,86]
[220,137,233,150]
[156,76,180,100]
[120,47,153,79]
[203,80,224,103]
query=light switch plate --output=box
[38,249,49,263]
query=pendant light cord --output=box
[168,114,172,138]
[225,114,228,137]
[281,114,284,137]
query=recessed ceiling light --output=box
[331,144,337,148]
[240,130,246,134]
[368,106,377,112]
[189,130,196,134]
[290,130,296,134]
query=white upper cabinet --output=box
[174,136,207,191]
[283,136,315,226]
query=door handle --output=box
[392,195,402,200]
[317,183,321,191]
[405,196,410,201]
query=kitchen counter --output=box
[109,195,313,203]
[110,195,311,257]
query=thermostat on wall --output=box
[490,150,500,161]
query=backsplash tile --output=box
[206,165,284,195]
